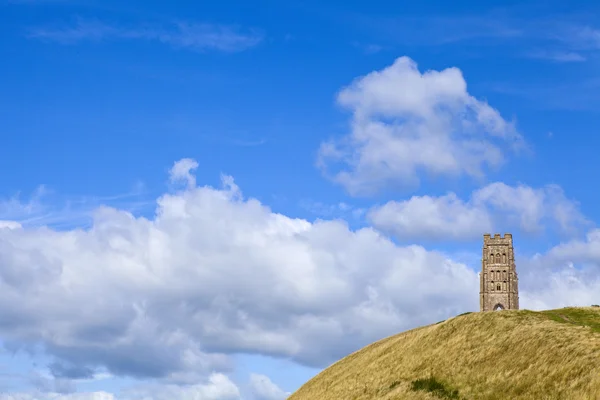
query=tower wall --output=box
[480,233,519,311]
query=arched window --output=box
[495,253,501,263]
[497,283,501,291]
[502,253,507,263]
[503,281,507,291]
[490,253,494,263]
[490,282,494,290]
[503,270,507,280]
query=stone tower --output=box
[480,233,519,312]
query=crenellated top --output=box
[483,233,513,246]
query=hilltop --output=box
[288,307,600,400]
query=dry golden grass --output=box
[288,307,600,400]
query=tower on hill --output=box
[480,233,519,312]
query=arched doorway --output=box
[493,303,505,311]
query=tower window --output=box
[490,253,494,263]
[497,283,501,291]
[496,253,501,263]
[502,253,507,263]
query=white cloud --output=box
[526,50,587,63]
[0,186,47,222]
[368,182,587,240]
[121,373,241,400]
[169,158,200,189]
[299,200,365,220]
[0,373,242,400]
[519,265,600,310]
[28,18,263,52]
[0,221,22,230]
[0,158,596,392]
[317,56,523,195]
[368,192,491,241]
[517,229,600,310]
[473,182,587,234]
[0,158,479,383]
[541,229,600,265]
[0,392,115,400]
[0,185,151,230]
[249,374,289,400]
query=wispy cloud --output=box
[347,12,524,46]
[299,199,365,220]
[228,138,267,147]
[0,184,153,230]
[483,78,600,111]
[351,41,385,54]
[559,25,600,50]
[525,50,587,63]
[338,6,600,63]
[28,18,264,52]
[5,0,70,3]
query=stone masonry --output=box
[480,233,519,312]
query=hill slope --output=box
[288,307,600,400]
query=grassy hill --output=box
[288,307,600,400]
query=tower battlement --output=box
[483,233,513,245]
[480,233,519,312]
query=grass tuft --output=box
[410,376,460,399]
[388,380,401,390]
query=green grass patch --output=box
[541,307,600,333]
[410,376,460,399]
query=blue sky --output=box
[1,0,600,399]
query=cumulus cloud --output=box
[0,372,242,400]
[0,221,22,230]
[0,392,115,400]
[0,158,597,398]
[249,374,290,400]
[368,182,587,240]
[534,229,600,268]
[0,158,479,386]
[29,369,76,394]
[169,158,200,189]
[368,192,491,241]
[0,372,241,399]
[318,56,523,196]
[121,373,241,400]
[517,229,600,310]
